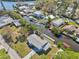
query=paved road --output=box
[23,50,36,59]
[44,29,79,51]
[0,35,21,59]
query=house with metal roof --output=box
[0,15,13,28]
[27,34,51,52]
[51,18,65,27]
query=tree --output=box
[51,27,61,37]
[20,19,27,26]
[36,0,56,13]
[27,24,38,34]
[57,41,63,48]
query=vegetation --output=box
[57,41,63,48]
[54,51,79,59]
[11,41,31,57]
[36,0,56,13]
[0,49,10,59]
[51,27,61,37]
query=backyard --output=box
[0,25,32,58]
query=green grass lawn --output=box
[54,51,79,59]
[0,49,10,59]
[11,41,31,58]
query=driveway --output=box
[23,50,36,59]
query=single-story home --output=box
[0,15,13,28]
[63,25,76,34]
[27,34,51,52]
[33,11,44,19]
[51,18,65,27]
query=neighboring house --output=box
[27,34,51,52]
[0,15,13,28]
[45,15,55,20]
[13,20,21,27]
[18,5,29,10]
[18,5,33,16]
[63,25,76,34]
[51,18,65,27]
[63,25,76,32]
[33,11,44,19]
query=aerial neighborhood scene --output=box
[0,0,79,59]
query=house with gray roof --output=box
[27,34,51,52]
[0,15,13,28]
[33,11,44,19]
[51,18,65,27]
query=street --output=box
[0,35,21,59]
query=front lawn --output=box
[11,41,31,58]
[0,49,10,59]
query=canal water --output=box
[0,1,35,11]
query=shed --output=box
[13,20,21,27]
